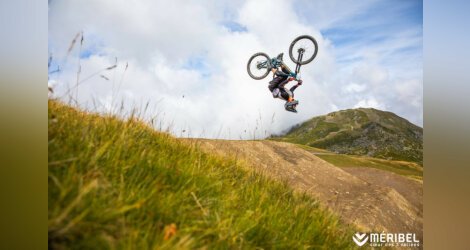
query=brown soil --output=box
[339,167,423,218]
[182,139,423,243]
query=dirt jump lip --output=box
[182,138,423,244]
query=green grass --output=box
[48,100,357,249]
[314,154,423,180]
[292,143,331,153]
[293,143,423,180]
[271,119,341,146]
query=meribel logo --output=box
[352,233,368,246]
[353,232,420,248]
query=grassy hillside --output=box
[48,100,357,249]
[316,154,423,180]
[293,144,423,180]
[270,108,423,164]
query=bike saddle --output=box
[277,53,284,60]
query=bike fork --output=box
[295,51,304,75]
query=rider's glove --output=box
[298,80,303,85]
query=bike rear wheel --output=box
[289,35,318,65]
[247,52,272,80]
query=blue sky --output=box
[316,0,422,71]
[48,0,423,138]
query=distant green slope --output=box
[48,100,356,249]
[271,108,423,164]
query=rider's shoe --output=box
[286,100,299,106]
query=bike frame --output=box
[256,50,305,81]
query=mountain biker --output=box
[268,53,302,113]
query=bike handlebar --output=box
[271,58,301,80]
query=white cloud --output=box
[395,79,423,108]
[353,63,389,86]
[48,0,422,139]
[354,97,385,110]
[345,83,366,93]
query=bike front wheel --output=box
[247,52,272,80]
[289,35,318,65]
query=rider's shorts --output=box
[272,88,291,101]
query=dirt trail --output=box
[340,167,423,218]
[183,139,422,241]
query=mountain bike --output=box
[247,35,318,80]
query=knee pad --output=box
[272,88,280,98]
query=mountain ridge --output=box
[270,108,423,163]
